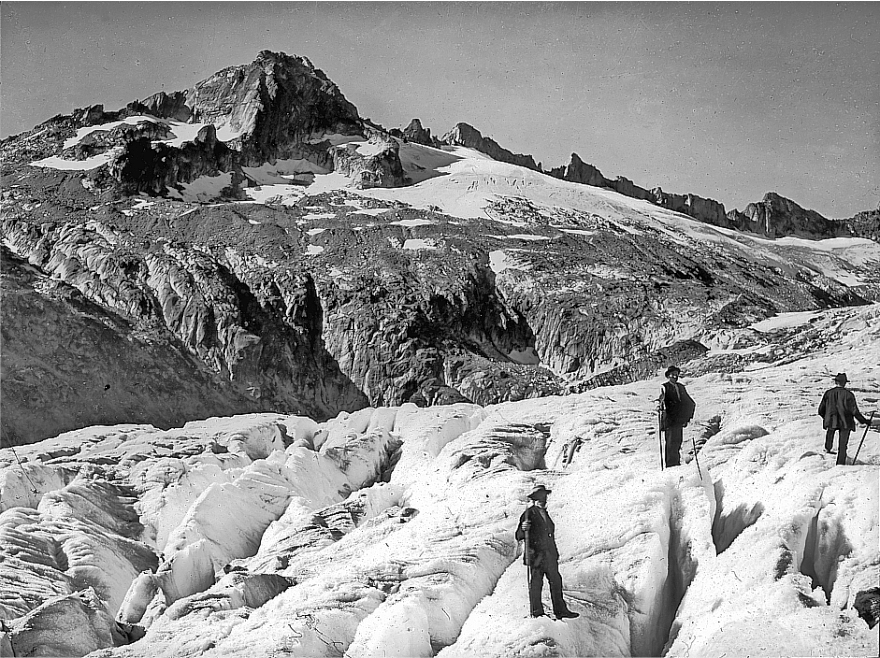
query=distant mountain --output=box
[2,50,878,445]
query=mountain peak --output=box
[725,191,834,238]
[441,123,539,171]
[252,49,319,74]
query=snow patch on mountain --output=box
[489,250,530,274]
[504,234,552,241]
[242,184,305,205]
[168,172,234,203]
[390,218,435,228]
[750,310,823,333]
[242,159,328,185]
[402,238,436,251]
[31,151,118,171]
[304,132,364,147]
[62,116,160,149]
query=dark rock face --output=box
[109,127,241,196]
[683,193,727,226]
[577,340,709,390]
[0,247,265,446]
[650,188,727,226]
[854,588,880,629]
[548,153,607,187]
[1,209,370,445]
[441,123,540,171]
[610,176,652,201]
[727,192,837,239]
[180,51,364,166]
[139,91,192,122]
[544,156,729,228]
[841,208,880,241]
[69,121,172,160]
[400,119,437,147]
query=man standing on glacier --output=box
[658,365,696,467]
[515,484,579,620]
[818,372,871,465]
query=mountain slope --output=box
[0,247,267,443]
[2,50,879,445]
[3,135,879,444]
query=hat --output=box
[665,366,681,377]
[527,484,551,500]
[834,373,848,383]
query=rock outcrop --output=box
[173,50,364,166]
[726,192,838,239]
[111,127,241,196]
[0,207,371,445]
[547,152,606,187]
[331,136,407,188]
[393,119,438,147]
[138,91,191,122]
[841,207,880,241]
[651,188,728,226]
[441,123,540,171]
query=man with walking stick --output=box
[818,373,874,466]
[658,366,696,468]
[515,485,578,620]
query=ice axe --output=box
[852,410,876,465]
[658,407,665,471]
[692,436,703,480]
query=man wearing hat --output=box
[818,373,870,465]
[514,484,578,619]
[658,366,696,467]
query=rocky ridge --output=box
[441,123,540,172]
[3,50,874,238]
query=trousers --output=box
[825,428,851,465]
[664,425,683,467]
[528,554,567,617]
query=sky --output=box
[1,2,878,218]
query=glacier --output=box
[2,304,878,658]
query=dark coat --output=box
[515,504,559,565]
[660,381,695,428]
[818,387,867,430]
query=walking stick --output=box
[852,410,875,465]
[692,436,703,480]
[658,407,665,470]
[524,511,532,592]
